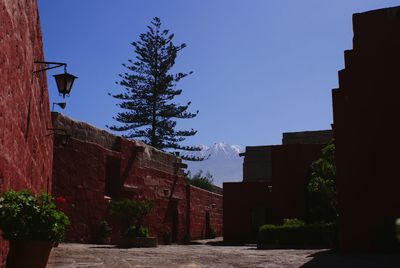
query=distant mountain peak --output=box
[185,142,244,186]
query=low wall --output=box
[52,113,223,244]
[187,185,223,240]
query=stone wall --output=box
[282,130,333,145]
[241,130,331,182]
[271,144,325,223]
[223,181,272,244]
[224,144,324,244]
[242,146,272,181]
[187,185,223,240]
[332,6,400,252]
[52,135,114,242]
[52,113,222,244]
[0,0,52,266]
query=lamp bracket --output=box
[34,61,67,74]
[45,128,71,145]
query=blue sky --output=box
[38,1,400,147]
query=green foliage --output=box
[0,190,70,243]
[258,222,337,247]
[137,225,149,238]
[207,227,217,239]
[306,141,337,223]
[283,218,305,226]
[108,17,203,160]
[110,199,154,228]
[96,220,112,240]
[185,170,214,191]
[124,225,149,238]
[124,225,137,238]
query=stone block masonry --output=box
[0,0,53,266]
[187,185,223,240]
[51,113,223,244]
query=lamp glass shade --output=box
[53,72,77,98]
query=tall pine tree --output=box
[108,17,202,160]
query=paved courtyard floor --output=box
[48,242,400,268]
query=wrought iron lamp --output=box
[34,61,78,98]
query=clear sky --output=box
[38,0,400,147]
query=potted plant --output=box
[163,228,172,245]
[96,220,113,244]
[109,198,156,247]
[0,190,70,268]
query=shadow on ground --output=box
[300,250,400,268]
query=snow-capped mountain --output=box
[184,142,244,187]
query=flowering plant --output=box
[0,190,70,243]
[55,196,67,204]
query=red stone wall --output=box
[187,185,223,240]
[332,6,400,252]
[223,144,323,244]
[223,181,272,244]
[52,113,223,244]
[0,0,52,265]
[52,135,113,242]
[118,138,188,244]
[271,144,325,224]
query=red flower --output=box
[55,196,67,204]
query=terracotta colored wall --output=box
[223,181,272,244]
[271,144,325,224]
[223,144,323,244]
[52,135,187,244]
[118,138,189,244]
[52,113,223,244]
[52,136,112,242]
[187,185,223,240]
[332,6,400,252]
[0,0,52,265]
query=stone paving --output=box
[48,242,400,268]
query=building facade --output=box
[0,0,53,265]
[332,6,400,252]
[223,130,330,244]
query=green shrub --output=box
[306,142,337,223]
[110,198,154,227]
[124,225,149,238]
[0,190,70,243]
[258,222,337,247]
[124,226,137,238]
[137,226,149,238]
[110,199,154,239]
[96,220,112,240]
[283,218,305,226]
